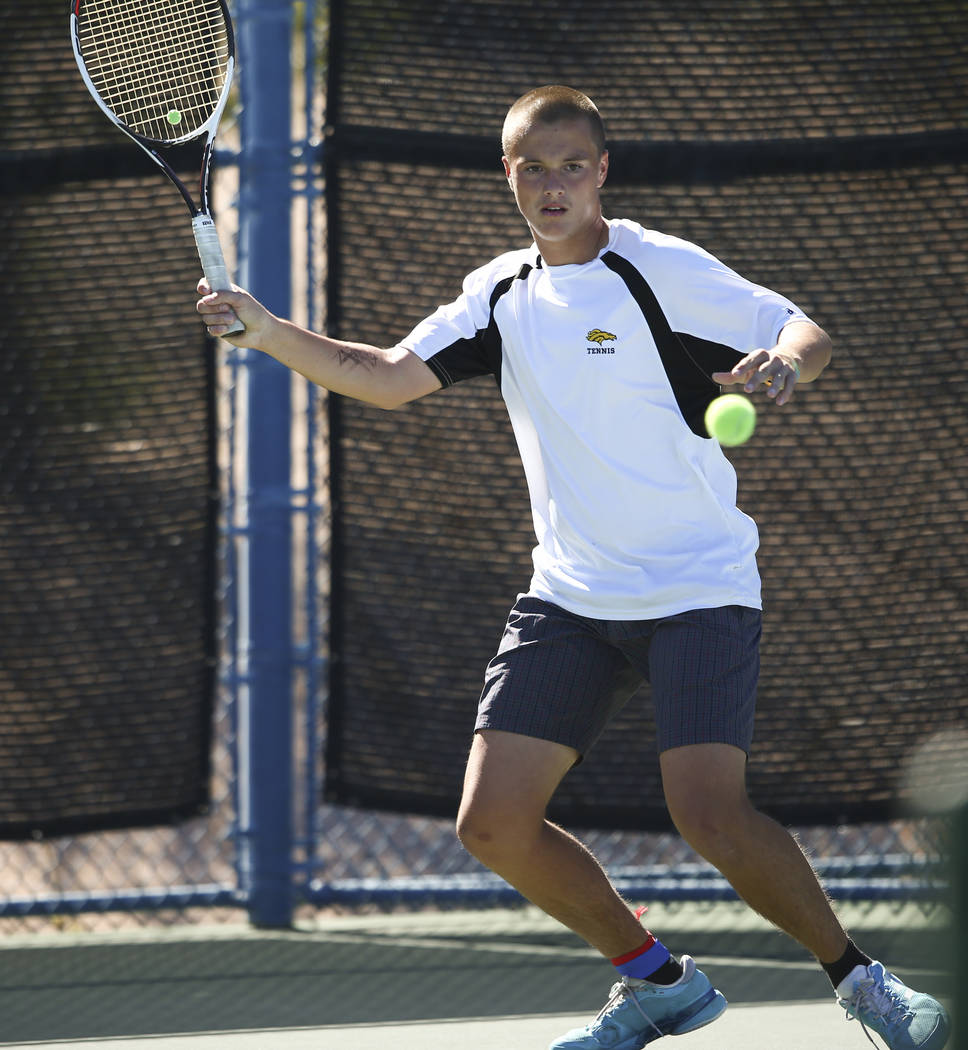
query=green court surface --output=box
[0,902,956,1049]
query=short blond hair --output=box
[502,85,606,158]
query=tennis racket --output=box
[71,0,245,335]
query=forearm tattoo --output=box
[336,345,378,371]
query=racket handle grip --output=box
[192,214,245,336]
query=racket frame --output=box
[70,0,244,334]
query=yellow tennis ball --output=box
[167,109,182,126]
[704,394,756,447]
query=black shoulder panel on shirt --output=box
[424,262,534,390]
[600,251,742,436]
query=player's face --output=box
[503,117,609,265]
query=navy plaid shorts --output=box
[476,596,761,757]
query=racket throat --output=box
[198,142,216,216]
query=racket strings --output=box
[77,0,230,142]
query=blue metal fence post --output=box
[235,0,293,928]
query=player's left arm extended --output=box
[712,321,832,406]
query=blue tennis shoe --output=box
[549,955,727,1050]
[839,961,950,1050]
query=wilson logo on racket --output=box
[586,329,616,345]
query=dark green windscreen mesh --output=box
[322,0,968,829]
[0,2,215,838]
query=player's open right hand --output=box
[196,279,273,347]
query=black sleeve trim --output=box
[423,338,483,388]
[424,263,534,390]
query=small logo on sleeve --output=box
[586,329,617,354]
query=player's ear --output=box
[597,150,609,189]
[502,155,512,181]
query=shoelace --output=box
[844,968,913,1047]
[594,977,664,1040]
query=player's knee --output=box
[455,797,540,868]
[454,811,492,862]
[455,802,512,861]
[664,782,755,861]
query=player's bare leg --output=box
[457,729,646,958]
[660,743,951,1050]
[458,730,729,1049]
[659,742,849,963]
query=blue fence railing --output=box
[0,0,954,929]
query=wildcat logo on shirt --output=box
[586,329,616,354]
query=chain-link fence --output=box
[1,0,965,938]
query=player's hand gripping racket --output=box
[71,0,245,335]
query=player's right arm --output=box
[196,280,442,410]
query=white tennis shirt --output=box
[396,218,813,620]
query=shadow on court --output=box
[0,903,953,1044]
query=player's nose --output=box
[543,175,565,196]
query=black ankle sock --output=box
[645,957,684,985]
[822,939,873,990]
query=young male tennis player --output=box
[198,86,950,1050]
